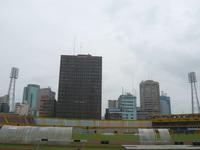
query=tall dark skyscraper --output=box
[139,80,160,119]
[56,54,102,119]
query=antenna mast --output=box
[73,37,76,55]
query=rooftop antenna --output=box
[147,71,150,80]
[80,41,83,54]
[148,72,150,80]
[122,87,124,95]
[188,72,200,113]
[73,37,76,55]
[161,91,164,96]
[7,67,19,112]
[132,79,136,96]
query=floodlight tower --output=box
[188,72,200,114]
[7,67,19,112]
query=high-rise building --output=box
[118,93,137,120]
[23,84,40,116]
[140,80,160,119]
[160,92,171,115]
[39,88,56,117]
[56,54,102,119]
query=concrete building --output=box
[105,100,121,120]
[56,54,102,119]
[108,100,118,108]
[136,107,149,120]
[160,92,171,115]
[15,102,21,114]
[0,95,8,104]
[39,88,56,117]
[105,108,122,120]
[23,84,40,116]
[140,80,160,119]
[118,93,137,120]
[0,95,9,113]
[0,103,9,113]
[14,102,29,116]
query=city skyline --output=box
[1,0,200,115]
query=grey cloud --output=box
[1,0,200,115]
[106,0,200,113]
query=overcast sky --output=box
[1,0,200,115]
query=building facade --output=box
[160,92,171,115]
[118,93,137,120]
[0,95,9,113]
[136,107,150,120]
[0,103,9,113]
[15,102,21,114]
[0,95,8,104]
[14,103,29,116]
[56,54,102,119]
[39,88,56,117]
[105,100,121,120]
[105,108,122,120]
[140,80,160,119]
[23,84,40,116]
[108,100,118,109]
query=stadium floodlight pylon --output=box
[7,67,19,112]
[188,72,200,114]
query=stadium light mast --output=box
[188,72,200,114]
[7,67,19,112]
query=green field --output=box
[73,133,139,141]
[171,134,200,141]
[73,133,200,142]
[0,144,124,150]
[0,133,200,150]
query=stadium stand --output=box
[0,117,6,124]
[1,113,200,133]
[0,113,35,126]
[152,114,200,133]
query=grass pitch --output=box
[0,133,200,150]
[73,133,200,142]
[73,133,139,141]
[171,134,200,141]
[0,144,124,150]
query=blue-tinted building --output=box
[23,84,40,116]
[160,93,171,114]
[105,100,122,120]
[118,93,137,120]
[105,108,122,120]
